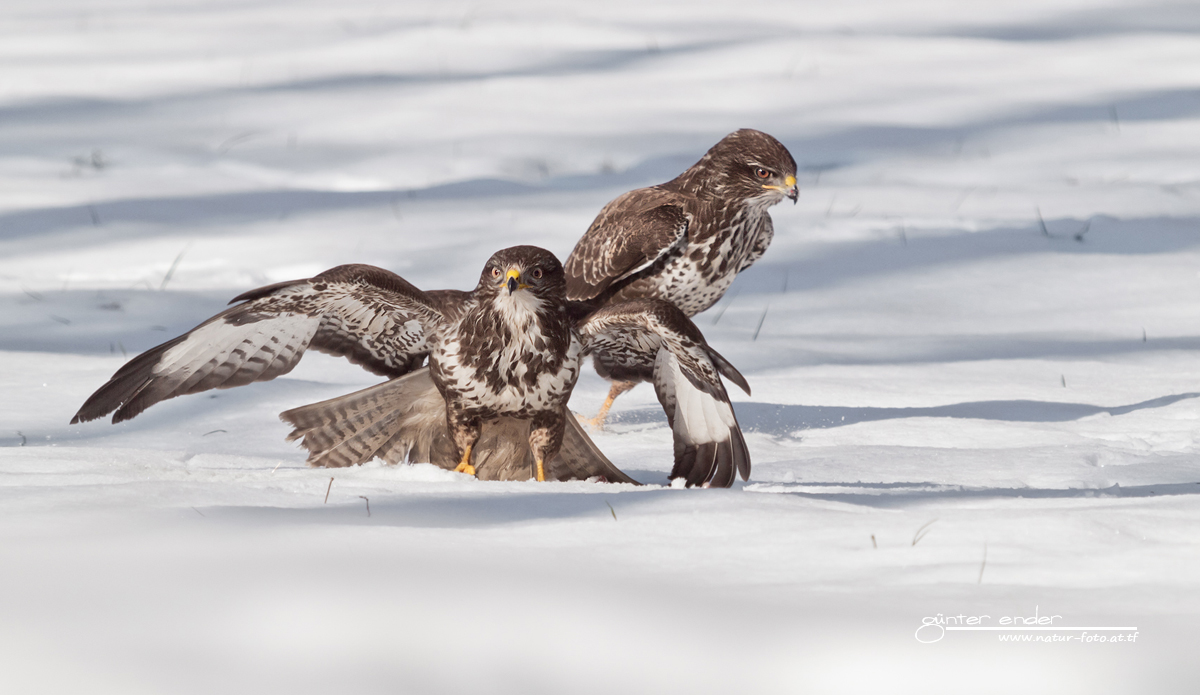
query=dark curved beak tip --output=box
[507,277,518,294]
[789,190,799,204]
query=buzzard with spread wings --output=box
[73,246,750,487]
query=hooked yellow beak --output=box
[504,268,529,294]
[763,174,799,203]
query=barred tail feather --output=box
[280,368,639,484]
[280,369,451,469]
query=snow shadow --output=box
[747,480,1200,507]
[729,334,1200,369]
[4,76,1198,246]
[781,87,1200,170]
[610,392,1200,435]
[1,288,233,355]
[0,154,691,245]
[202,487,677,528]
[726,213,1200,302]
[0,35,748,129]
[738,392,1200,433]
[917,2,1200,42]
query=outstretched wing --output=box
[564,187,689,302]
[578,298,751,487]
[72,264,446,425]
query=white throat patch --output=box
[493,288,545,327]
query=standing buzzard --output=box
[72,246,750,486]
[564,129,797,429]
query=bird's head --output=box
[478,246,566,315]
[689,129,798,206]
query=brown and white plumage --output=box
[72,247,749,486]
[579,299,751,487]
[74,246,584,482]
[275,297,749,487]
[71,264,439,425]
[564,129,796,449]
[565,129,797,315]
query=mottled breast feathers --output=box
[564,128,797,317]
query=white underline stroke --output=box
[946,626,1137,631]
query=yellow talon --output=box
[454,444,475,476]
[535,458,545,482]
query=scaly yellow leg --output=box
[535,458,546,482]
[582,381,635,431]
[454,444,475,476]
[589,392,618,428]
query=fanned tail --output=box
[280,369,451,468]
[280,368,639,484]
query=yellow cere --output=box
[505,267,531,289]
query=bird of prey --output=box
[73,246,751,486]
[564,128,797,428]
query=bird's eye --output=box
[754,167,771,179]
[490,267,501,278]
[531,268,543,280]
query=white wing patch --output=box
[155,313,319,392]
[655,348,736,446]
[72,263,446,425]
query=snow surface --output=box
[2,1,1199,692]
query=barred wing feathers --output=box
[280,369,453,468]
[579,299,751,487]
[71,264,443,425]
[654,349,750,488]
[564,189,689,302]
